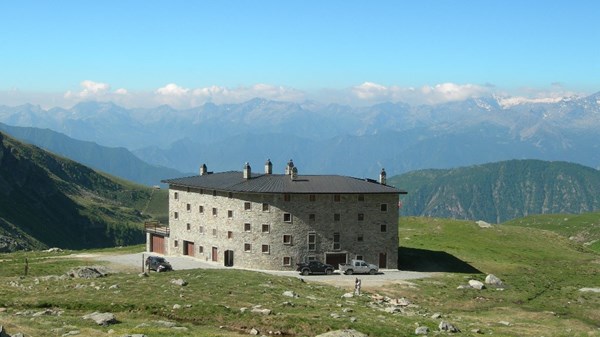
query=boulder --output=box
[315,329,368,337]
[282,290,299,298]
[415,326,429,335]
[67,266,108,279]
[476,220,492,228]
[468,280,485,290]
[439,321,460,333]
[171,279,188,286]
[485,274,503,286]
[82,311,117,326]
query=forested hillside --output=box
[0,131,167,252]
[390,160,600,223]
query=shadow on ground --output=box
[398,247,481,273]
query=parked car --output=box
[296,261,335,275]
[338,259,379,275]
[145,256,173,272]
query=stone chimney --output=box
[265,159,272,174]
[243,162,252,179]
[285,159,294,175]
[379,168,387,185]
[291,166,298,180]
[200,164,207,176]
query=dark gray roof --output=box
[162,172,405,194]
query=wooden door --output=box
[184,241,195,256]
[150,235,165,254]
[379,252,387,268]
[212,247,218,262]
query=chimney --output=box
[285,159,294,175]
[291,166,298,180]
[265,159,272,174]
[243,162,251,179]
[379,168,387,185]
[200,164,207,176]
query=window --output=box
[173,192,178,200]
[358,194,365,202]
[186,223,191,230]
[333,232,341,250]
[228,192,233,199]
[357,234,363,242]
[282,256,292,266]
[244,243,252,252]
[199,246,204,253]
[262,203,269,212]
[284,194,291,202]
[174,240,179,247]
[262,244,270,254]
[244,223,251,232]
[380,203,388,212]
[244,202,251,210]
[356,255,363,260]
[262,224,270,233]
[309,213,316,221]
[283,234,293,245]
[212,208,217,216]
[283,213,292,223]
[212,190,217,197]
[212,228,217,237]
[174,212,179,219]
[227,210,233,219]
[381,224,387,232]
[309,194,316,202]
[186,203,191,211]
[227,231,233,239]
[334,194,341,202]
[334,213,340,221]
[199,205,204,213]
[307,256,317,261]
[358,213,364,221]
[308,232,316,251]
[199,226,204,234]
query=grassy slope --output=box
[502,211,600,252]
[0,216,599,337]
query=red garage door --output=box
[150,234,165,254]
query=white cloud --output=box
[114,88,128,95]
[155,83,189,96]
[351,81,490,105]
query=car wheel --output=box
[345,269,353,275]
[302,269,310,276]
[326,269,333,275]
[369,269,376,275]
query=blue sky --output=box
[1,1,599,108]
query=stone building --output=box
[145,160,405,271]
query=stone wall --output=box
[164,184,399,270]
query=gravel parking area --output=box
[90,252,430,288]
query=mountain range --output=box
[390,159,600,223]
[1,93,599,179]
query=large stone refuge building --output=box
[145,160,405,271]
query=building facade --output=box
[146,160,405,271]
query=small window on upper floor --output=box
[334,213,341,221]
[284,194,291,202]
[174,212,179,219]
[186,223,191,230]
[262,224,270,233]
[244,202,251,211]
[244,223,251,232]
[283,213,292,223]
[212,208,217,216]
[173,192,179,200]
[212,190,217,197]
[227,210,233,219]
[186,203,191,211]
[334,194,341,202]
[380,224,387,232]
[380,203,388,212]
[358,213,364,221]
[283,234,293,245]
[244,243,252,252]
[309,213,316,222]
[199,205,204,213]
[228,192,233,199]
[357,234,364,242]
[262,244,270,254]
[227,231,233,239]
[309,194,316,202]
[262,203,269,212]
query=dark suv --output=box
[296,260,335,275]
[145,256,173,272]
